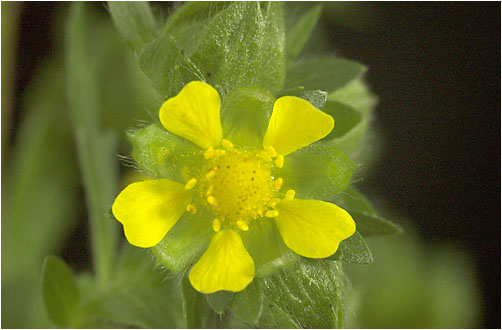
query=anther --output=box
[275,155,284,168]
[184,178,197,190]
[265,145,277,157]
[207,195,218,207]
[267,198,281,208]
[204,147,215,159]
[221,139,234,149]
[265,209,279,218]
[236,220,249,231]
[285,189,295,201]
[260,150,272,162]
[214,149,226,157]
[186,204,197,214]
[274,177,283,190]
[206,170,217,179]
[206,184,214,196]
[212,218,221,232]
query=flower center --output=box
[197,140,286,231]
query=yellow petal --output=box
[263,96,334,156]
[189,229,255,293]
[112,179,192,248]
[275,199,355,258]
[159,81,222,149]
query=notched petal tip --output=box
[275,198,356,258]
[263,96,334,156]
[112,179,193,248]
[159,81,223,149]
[189,229,255,294]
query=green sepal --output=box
[330,231,373,264]
[286,57,366,94]
[206,291,235,315]
[108,2,157,52]
[285,4,322,62]
[221,86,274,148]
[191,2,286,95]
[42,256,81,328]
[229,280,263,325]
[127,123,204,182]
[279,143,358,200]
[240,218,298,278]
[323,100,362,140]
[139,35,203,100]
[257,259,346,328]
[152,208,213,273]
[277,87,328,110]
[331,186,403,237]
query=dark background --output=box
[8,2,501,328]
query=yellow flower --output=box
[112,81,356,293]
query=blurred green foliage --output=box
[2,2,481,329]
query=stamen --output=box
[264,145,277,157]
[206,184,214,196]
[221,139,234,149]
[275,155,284,168]
[265,209,279,218]
[204,147,215,159]
[184,178,197,190]
[285,189,295,201]
[260,150,272,162]
[206,169,217,179]
[186,204,197,214]
[236,220,249,231]
[212,218,221,232]
[207,195,218,207]
[267,198,281,208]
[214,149,226,157]
[274,177,283,190]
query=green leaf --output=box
[66,2,119,289]
[221,86,274,148]
[280,143,358,200]
[323,100,362,140]
[108,1,157,51]
[229,280,263,325]
[285,4,322,62]
[351,211,403,237]
[335,231,373,264]
[191,2,286,95]
[239,218,298,278]
[152,209,213,273]
[286,57,366,94]
[42,257,80,327]
[182,273,213,328]
[258,259,347,328]
[139,35,202,100]
[206,291,235,315]
[127,123,204,182]
[80,245,184,328]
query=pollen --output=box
[265,209,279,218]
[200,146,278,225]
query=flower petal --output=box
[189,229,255,293]
[159,81,222,149]
[263,96,334,156]
[112,179,192,248]
[274,199,356,258]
